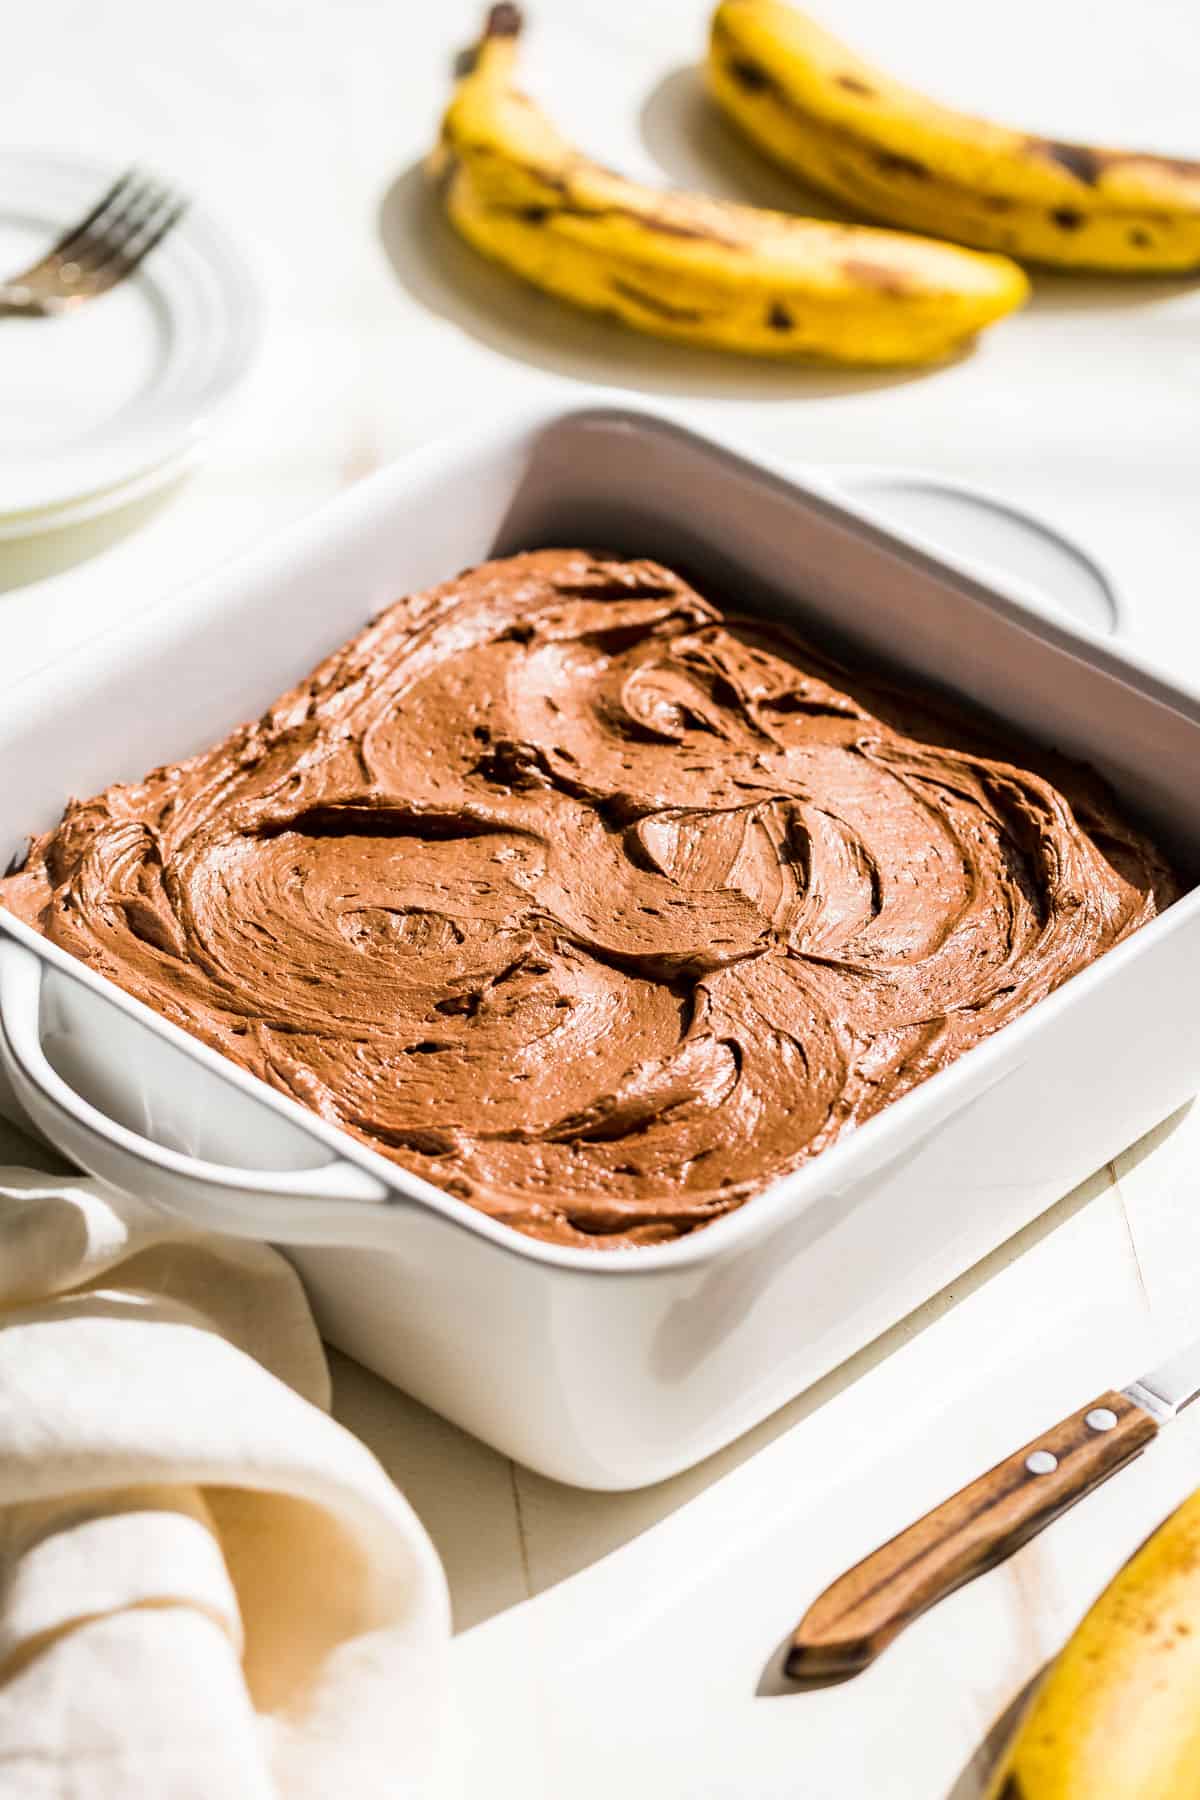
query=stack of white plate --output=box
[0,150,260,541]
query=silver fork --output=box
[0,170,188,318]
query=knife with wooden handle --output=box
[786,1336,1200,1682]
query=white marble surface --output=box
[4,0,1200,1793]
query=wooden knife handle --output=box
[786,1389,1158,1682]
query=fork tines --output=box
[4,169,189,312]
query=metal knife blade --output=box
[1125,1334,1200,1423]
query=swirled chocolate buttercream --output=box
[2,552,1178,1247]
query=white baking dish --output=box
[2,402,1198,1490]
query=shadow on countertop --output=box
[639,64,842,217]
[945,1671,1044,1798]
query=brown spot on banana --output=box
[872,150,930,179]
[727,56,773,93]
[1051,207,1085,230]
[1036,138,1200,186]
[1129,227,1153,246]
[634,211,740,245]
[836,74,874,96]
[766,302,794,330]
[1037,140,1104,185]
[609,278,708,323]
[503,195,738,248]
[842,257,910,296]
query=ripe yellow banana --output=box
[429,5,1027,366]
[985,1487,1200,1797]
[708,0,1200,273]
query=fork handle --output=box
[785,1389,1158,1681]
[0,286,61,319]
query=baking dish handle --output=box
[0,935,408,1248]
[817,466,1126,638]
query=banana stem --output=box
[485,3,522,38]
[462,3,521,84]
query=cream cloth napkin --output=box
[0,1166,450,1799]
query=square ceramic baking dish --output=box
[2,402,1199,1490]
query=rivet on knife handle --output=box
[785,1389,1158,1682]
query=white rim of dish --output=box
[0,446,198,543]
[0,148,261,518]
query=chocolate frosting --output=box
[1,552,1178,1248]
